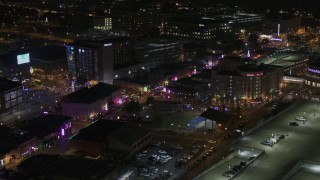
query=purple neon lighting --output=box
[61,128,65,136]
[308,67,320,74]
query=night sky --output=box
[232,0,320,14]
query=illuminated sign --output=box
[241,72,264,77]
[143,86,148,92]
[308,67,320,74]
[270,38,283,42]
[17,53,30,65]
[104,43,112,47]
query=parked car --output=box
[288,122,299,126]
[295,117,306,121]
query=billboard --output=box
[17,53,30,65]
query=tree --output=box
[233,39,245,50]
[124,101,142,114]
[247,33,260,49]
[146,96,155,104]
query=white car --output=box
[295,117,306,121]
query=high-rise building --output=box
[66,37,133,83]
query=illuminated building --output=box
[93,16,112,30]
[111,8,162,37]
[0,114,71,168]
[303,62,320,100]
[61,83,121,121]
[164,17,232,41]
[134,39,183,64]
[165,77,211,101]
[0,77,24,113]
[66,37,133,83]
[212,64,283,100]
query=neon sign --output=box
[308,67,320,74]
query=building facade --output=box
[303,62,320,100]
[61,83,121,121]
[66,37,133,83]
[164,17,232,41]
[134,39,183,64]
[0,77,24,113]
[211,64,283,101]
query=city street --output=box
[196,100,320,180]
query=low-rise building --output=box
[0,125,37,168]
[188,108,234,131]
[0,77,24,113]
[61,83,121,121]
[70,119,152,157]
[18,154,120,179]
[23,114,72,148]
[113,78,150,93]
[0,114,72,168]
[303,61,320,100]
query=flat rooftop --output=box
[62,83,120,104]
[0,77,22,93]
[175,78,205,87]
[70,119,150,146]
[18,154,114,179]
[0,125,33,155]
[257,53,306,67]
[197,100,320,180]
[23,114,72,139]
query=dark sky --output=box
[232,0,319,12]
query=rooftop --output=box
[23,114,72,139]
[0,77,22,93]
[200,109,234,124]
[71,36,132,48]
[175,78,205,87]
[0,125,33,155]
[71,119,150,146]
[168,16,227,25]
[18,154,114,179]
[62,83,120,104]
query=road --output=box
[0,28,73,43]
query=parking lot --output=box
[195,148,263,180]
[290,164,320,180]
[130,141,215,179]
[196,100,320,180]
